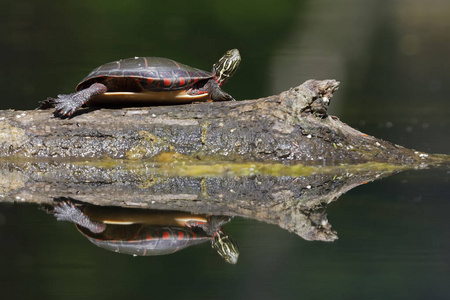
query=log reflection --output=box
[2,160,413,245]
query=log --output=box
[1,79,445,164]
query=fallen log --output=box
[0,79,445,164]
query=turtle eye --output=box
[213,49,241,85]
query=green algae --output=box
[73,158,413,178]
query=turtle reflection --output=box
[50,200,239,264]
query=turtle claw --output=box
[53,200,83,222]
[52,93,80,118]
[37,97,77,117]
[38,97,57,110]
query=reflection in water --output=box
[47,199,239,264]
[2,160,416,246]
[2,163,448,299]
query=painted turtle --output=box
[52,201,239,264]
[41,49,241,118]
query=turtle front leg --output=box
[187,80,235,102]
[43,83,107,118]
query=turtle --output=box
[40,49,241,118]
[51,200,239,264]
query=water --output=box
[0,168,449,299]
[1,0,450,299]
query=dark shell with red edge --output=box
[76,57,213,93]
[76,223,211,256]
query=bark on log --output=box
[0,79,445,164]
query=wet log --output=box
[0,79,444,164]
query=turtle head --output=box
[212,49,241,86]
[212,229,239,264]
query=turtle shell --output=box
[76,224,211,256]
[76,57,213,93]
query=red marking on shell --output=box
[179,77,185,86]
[147,78,153,84]
[178,232,184,240]
[164,78,171,86]
[163,232,170,240]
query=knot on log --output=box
[280,79,340,118]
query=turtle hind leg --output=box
[47,83,107,118]
[53,200,106,233]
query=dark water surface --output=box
[0,168,449,300]
[1,0,450,299]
